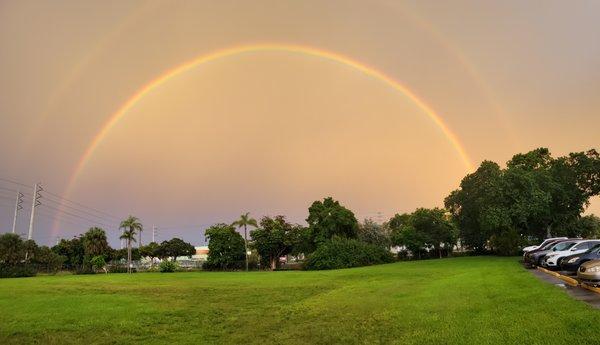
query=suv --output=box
[541,240,600,270]
[560,243,600,273]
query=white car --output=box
[541,240,600,269]
[523,237,567,254]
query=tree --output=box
[232,212,258,271]
[445,148,600,255]
[306,197,358,250]
[204,224,245,270]
[357,218,391,248]
[0,233,25,265]
[445,160,507,252]
[120,216,143,273]
[159,238,195,262]
[34,246,65,274]
[90,255,107,273]
[81,227,111,264]
[389,208,456,259]
[410,208,456,258]
[52,237,85,271]
[251,215,298,270]
[140,242,160,266]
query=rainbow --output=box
[54,43,475,234]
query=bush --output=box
[489,228,526,256]
[108,264,136,273]
[159,260,179,273]
[0,263,37,278]
[304,237,394,270]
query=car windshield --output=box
[541,241,559,250]
[552,242,575,251]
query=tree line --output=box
[1,147,599,275]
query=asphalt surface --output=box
[530,269,600,309]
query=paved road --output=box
[530,269,600,309]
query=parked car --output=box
[524,239,579,267]
[577,260,600,286]
[560,243,600,273]
[522,237,568,254]
[541,240,600,270]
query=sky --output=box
[0,0,598,246]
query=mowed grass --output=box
[1,257,599,344]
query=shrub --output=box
[489,228,526,256]
[108,264,136,273]
[0,263,37,278]
[304,237,394,270]
[159,260,179,273]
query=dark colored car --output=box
[523,239,578,268]
[523,239,564,267]
[559,243,600,273]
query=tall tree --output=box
[159,238,195,262]
[81,227,111,260]
[120,216,142,273]
[357,218,391,249]
[232,213,258,271]
[306,197,358,249]
[204,224,246,270]
[251,216,298,270]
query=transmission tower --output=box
[11,190,24,233]
[27,183,43,240]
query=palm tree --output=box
[119,229,136,273]
[119,216,143,273]
[232,212,258,271]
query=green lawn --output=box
[0,257,598,344]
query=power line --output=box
[43,189,120,220]
[41,203,114,228]
[42,195,118,223]
[0,177,30,188]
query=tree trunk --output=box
[270,257,276,271]
[127,239,132,274]
[439,247,442,259]
[244,224,248,272]
[138,230,142,248]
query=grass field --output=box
[1,257,599,344]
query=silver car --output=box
[577,259,600,286]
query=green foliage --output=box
[488,228,526,256]
[158,238,195,261]
[139,242,160,259]
[81,227,111,258]
[203,224,246,270]
[250,215,299,270]
[306,197,359,250]
[0,234,65,276]
[159,260,179,273]
[90,255,107,271]
[446,148,600,254]
[0,263,36,278]
[33,246,65,274]
[52,237,85,270]
[390,208,456,259]
[357,218,391,248]
[0,233,26,265]
[304,237,394,270]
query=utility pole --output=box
[11,190,24,233]
[152,225,157,243]
[27,183,42,240]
